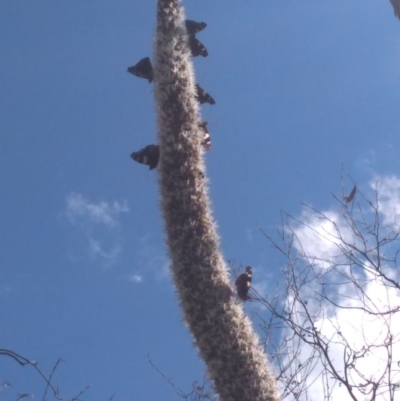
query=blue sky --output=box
[1,1,400,400]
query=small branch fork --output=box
[0,348,62,400]
[148,354,217,401]
[0,349,113,401]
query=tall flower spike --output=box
[153,1,281,400]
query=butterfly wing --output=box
[185,20,207,35]
[344,184,357,204]
[131,144,160,170]
[195,84,215,105]
[390,0,400,19]
[189,35,208,57]
[127,57,154,83]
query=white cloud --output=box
[128,274,143,284]
[291,208,354,270]
[66,193,129,228]
[273,175,400,401]
[88,238,121,264]
[370,175,400,227]
[65,193,129,267]
[280,280,400,400]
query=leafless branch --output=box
[250,182,400,400]
[148,354,217,401]
[0,349,94,401]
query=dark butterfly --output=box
[235,266,252,301]
[198,122,211,151]
[127,57,153,83]
[130,144,159,170]
[189,35,208,57]
[344,184,357,204]
[195,84,215,105]
[390,0,400,20]
[185,20,207,35]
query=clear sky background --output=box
[1,1,400,400]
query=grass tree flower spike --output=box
[153,1,281,400]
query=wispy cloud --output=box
[66,193,129,228]
[88,238,122,262]
[65,193,129,267]
[125,234,170,284]
[128,274,143,284]
[136,235,170,280]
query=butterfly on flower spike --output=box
[188,35,208,57]
[130,144,159,170]
[195,84,215,105]
[185,20,207,35]
[235,266,252,301]
[127,57,153,83]
[184,18,208,57]
[198,122,211,151]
